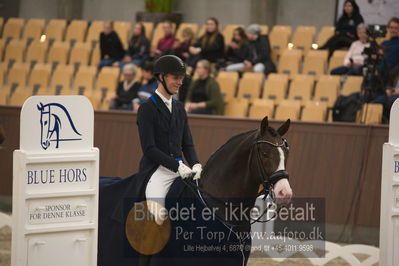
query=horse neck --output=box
[200,130,260,200]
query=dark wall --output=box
[0,0,20,18]
[0,106,388,229]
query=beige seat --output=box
[4,39,26,66]
[357,103,383,124]
[2,18,24,41]
[269,27,290,61]
[73,66,96,94]
[287,74,315,105]
[86,20,104,45]
[341,76,363,96]
[47,41,70,66]
[249,99,274,119]
[65,20,88,44]
[26,39,48,66]
[328,50,347,72]
[274,100,301,121]
[301,101,327,122]
[292,26,316,53]
[0,89,8,105]
[90,43,101,66]
[141,22,154,40]
[224,98,249,117]
[0,39,5,61]
[262,73,289,104]
[69,42,91,67]
[216,71,238,100]
[278,49,303,78]
[44,19,67,42]
[237,72,263,101]
[316,26,335,47]
[114,21,132,49]
[50,64,74,94]
[0,63,5,86]
[9,89,31,106]
[22,18,45,42]
[96,67,120,97]
[176,23,199,41]
[6,62,30,89]
[259,25,269,35]
[313,75,340,107]
[302,50,328,78]
[28,63,52,94]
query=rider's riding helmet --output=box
[154,55,186,95]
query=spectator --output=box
[133,61,158,111]
[99,21,125,68]
[224,27,250,71]
[188,18,225,69]
[117,23,150,68]
[185,60,224,115]
[152,21,177,57]
[331,23,370,76]
[320,0,364,58]
[109,64,141,110]
[242,24,275,74]
[381,17,399,70]
[173,27,195,62]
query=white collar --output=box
[155,89,173,110]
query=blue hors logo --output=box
[37,102,82,150]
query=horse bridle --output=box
[253,137,290,202]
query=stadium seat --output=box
[313,75,340,107]
[86,20,104,46]
[292,26,316,53]
[259,25,269,35]
[216,71,238,100]
[0,39,5,61]
[0,63,5,86]
[69,42,91,69]
[269,27,290,60]
[73,66,96,94]
[224,98,249,117]
[301,101,327,122]
[341,76,363,96]
[316,26,335,47]
[0,89,7,105]
[141,22,154,41]
[248,99,274,119]
[0,17,4,35]
[50,65,74,94]
[44,19,67,43]
[274,100,301,121]
[65,20,88,45]
[25,39,48,66]
[47,41,70,67]
[114,21,132,49]
[287,74,315,105]
[176,23,199,41]
[28,63,52,94]
[278,49,302,78]
[22,18,45,42]
[91,44,100,66]
[96,67,120,96]
[4,39,26,67]
[2,18,24,41]
[222,24,244,43]
[357,103,383,124]
[237,72,263,101]
[302,50,328,78]
[262,73,289,104]
[328,50,347,72]
[151,22,176,49]
[9,89,31,106]
[4,62,30,95]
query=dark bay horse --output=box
[98,116,292,266]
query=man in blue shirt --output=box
[382,17,399,69]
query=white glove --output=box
[178,161,194,179]
[192,163,202,180]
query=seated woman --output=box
[99,21,125,68]
[185,60,224,115]
[132,61,158,111]
[109,64,141,110]
[188,18,225,69]
[320,0,364,58]
[173,27,195,63]
[331,23,370,76]
[117,23,150,68]
[224,27,250,71]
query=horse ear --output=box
[260,116,269,136]
[277,119,290,136]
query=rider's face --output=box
[164,74,184,94]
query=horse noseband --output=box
[267,170,289,186]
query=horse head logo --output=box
[37,102,82,150]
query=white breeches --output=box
[145,165,179,224]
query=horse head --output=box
[37,102,51,150]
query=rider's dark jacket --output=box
[136,92,199,173]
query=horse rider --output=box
[137,55,202,225]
